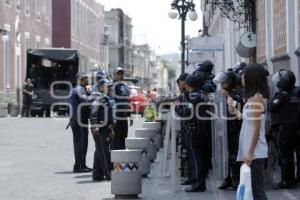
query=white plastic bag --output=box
[237,164,253,200]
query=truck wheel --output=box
[37,111,43,117]
[31,111,37,117]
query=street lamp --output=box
[185,35,190,66]
[168,0,198,74]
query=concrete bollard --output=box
[0,103,8,118]
[125,138,151,177]
[111,150,142,199]
[142,121,162,150]
[135,128,157,162]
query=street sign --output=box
[189,36,224,52]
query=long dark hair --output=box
[244,64,270,100]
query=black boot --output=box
[218,177,232,190]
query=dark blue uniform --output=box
[90,91,115,180]
[180,89,208,191]
[111,81,131,150]
[269,88,300,186]
[70,85,90,171]
[22,82,34,117]
[225,89,243,189]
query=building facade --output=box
[200,0,248,73]
[52,0,106,73]
[105,8,133,77]
[0,0,52,105]
[201,0,300,84]
[132,44,151,89]
[255,0,299,83]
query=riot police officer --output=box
[180,74,208,192]
[111,67,132,150]
[214,70,243,190]
[90,79,114,181]
[193,60,217,94]
[70,73,92,173]
[269,69,300,189]
[193,60,216,176]
[174,73,192,184]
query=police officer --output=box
[174,73,192,184]
[193,60,217,94]
[269,69,300,189]
[91,69,108,93]
[193,60,216,176]
[111,67,132,150]
[70,73,92,173]
[22,78,34,117]
[90,79,114,181]
[214,70,243,190]
[180,74,207,192]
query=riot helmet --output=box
[232,62,247,75]
[272,69,296,91]
[213,70,237,91]
[196,60,214,74]
[185,74,201,89]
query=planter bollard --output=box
[135,128,157,162]
[0,103,8,118]
[142,121,162,150]
[111,150,142,199]
[125,138,151,177]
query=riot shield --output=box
[210,92,228,181]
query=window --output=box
[35,36,41,48]
[24,0,30,16]
[35,0,41,20]
[5,0,11,6]
[15,0,21,11]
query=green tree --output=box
[161,59,176,79]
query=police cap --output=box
[114,67,125,74]
[97,79,112,88]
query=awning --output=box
[27,48,78,62]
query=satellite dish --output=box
[236,32,256,58]
[240,32,257,48]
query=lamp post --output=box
[168,0,198,74]
[185,35,190,66]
